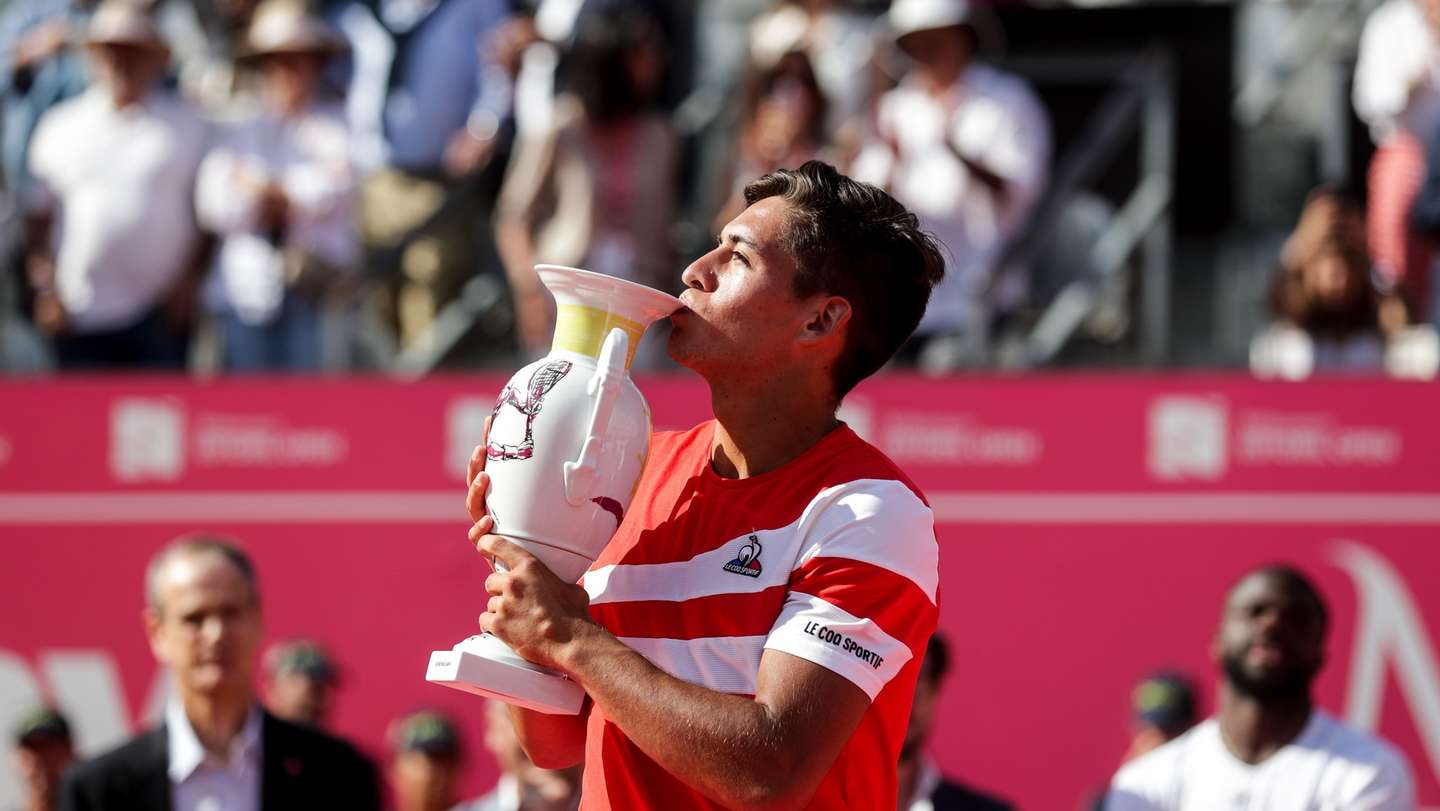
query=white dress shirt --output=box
[167,700,263,811]
[1354,0,1440,145]
[853,64,1051,336]
[27,88,209,332]
[195,102,358,325]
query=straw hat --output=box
[83,0,168,51]
[242,0,346,59]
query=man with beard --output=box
[1105,565,1414,810]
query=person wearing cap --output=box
[194,0,356,371]
[263,639,340,729]
[10,707,74,811]
[1086,673,1197,810]
[389,710,467,811]
[24,0,212,369]
[1106,565,1414,810]
[898,634,1013,811]
[58,534,380,811]
[851,0,1050,368]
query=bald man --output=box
[60,535,379,811]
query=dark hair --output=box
[1269,187,1381,339]
[742,161,945,397]
[919,632,950,686]
[1231,564,1329,632]
[565,9,665,124]
[740,51,828,153]
[146,534,260,614]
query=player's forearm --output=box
[559,628,822,810]
[508,702,589,769]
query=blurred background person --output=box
[852,0,1050,371]
[898,633,1013,811]
[388,709,466,811]
[1250,187,1404,378]
[58,535,380,810]
[1105,565,1415,810]
[1354,0,1440,329]
[195,0,356,372]
[458,700,579,811]
[0,0,92,201]
[262,639,340,729]
[9,707,73,811]
[24,0,211,370]
[711,40,830,231]
[494,6,675,358]
[334,0,512,352]
[1086,673,1197,811]
[743,0,874,139]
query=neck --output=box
[707,372,838,479]
[895,756,920,811]
[180,689,251,757]
[1217,680,1312,764]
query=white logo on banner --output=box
[446,397,494,479]
[1147,396,1228,481]
[109,398,186,482]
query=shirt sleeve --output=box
[762,479,938,700]
[1348,747,1417,811]
[1353,1,1429,132]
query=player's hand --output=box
[465,416,493,523]
[474,531,597,671]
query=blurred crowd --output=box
[0,0,1436,377]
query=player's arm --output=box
[476,528,870,810]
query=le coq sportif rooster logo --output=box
[487,360,573,461]
[723,535,764,578]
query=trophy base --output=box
[426,633,585,715]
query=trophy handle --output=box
[563,328,628,506]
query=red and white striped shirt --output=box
[578,421,940,810]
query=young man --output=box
[1106,565,1415,810]
[463,160,946,809]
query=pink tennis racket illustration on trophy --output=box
[487,360,574,461]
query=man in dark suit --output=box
[59,534,380,811]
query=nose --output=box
[680,252,717,293]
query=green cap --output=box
[394,711,460,758]
[13,707,71,747]
[266,640,338,683]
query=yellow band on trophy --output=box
[553,304,646,368]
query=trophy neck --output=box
[538,265,682,370]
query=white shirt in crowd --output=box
[852,63,1051,336]
[166,700,263,811]
[195,102,358,325]
[1354,0,1440,145]
[1107,711,1416,811]
[28,88,209,333]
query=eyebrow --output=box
[717,230,761,252]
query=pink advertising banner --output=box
[2,375,1438,809]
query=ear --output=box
[799,296,851,345]
[144,607,166,663]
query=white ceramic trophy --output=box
[426,265,680,714]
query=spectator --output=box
[388,710,465,811]
[494,7,676,357]
[263,639,340,729]
[195,0,356,372]
[1105,565,1415,810]
[851,0,1050,367]
[334,0,512,349]
[746,0,876,137]
[712,46,830,232]
[58,534,380,810]
[10,707,73,811]
[1250,188,1403,378]
[0,0,91,197]
[898,634,1013,811]
[1354,0,1440,325]
[25,0,211,370]
[1088,673,1197,810]
[457,700,579,811]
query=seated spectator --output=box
[25,0,210,370]
[712,45,830,232]
[388,710,466,811]
[10,706,74,811]
[263,638,341,729]
[1250,188,1406,378]
[1354,0,1440,326]
[457,700,579,811]
[1106,565,1415,810]
[899,633,1014,811]
[494,7,676,358]
[851,0,1050,368]
[195,0,356,372]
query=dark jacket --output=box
[58,711,380,811]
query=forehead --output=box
[726,196,792,250]
[1225,572,1317,615]
[155,552,251,608]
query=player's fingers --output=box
[468,515,495,546]
[487,595,503,614]
[466,443,485,491]
[466,473,491,523]
[478,533,532,570]
[484,571,508,596]
[479,611,496,636]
